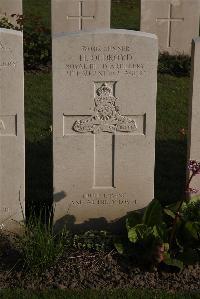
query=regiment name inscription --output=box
[66,44,146,78]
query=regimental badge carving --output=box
[73,82,137,134]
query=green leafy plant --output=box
[166,160,200,263]
[0,14,51,70]
[0,14,22,30]
[115,199,180,268]
[23,14,51,70]
[158,53,191,76]
[115,160,200,269]
[182,197,200,222]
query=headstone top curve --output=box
[0,28,22,36]
[53,28,158,40]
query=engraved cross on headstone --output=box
[66,82,140,189]
[66,0,95,31]
[156,3,184,47]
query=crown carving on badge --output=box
[96,83,113,97]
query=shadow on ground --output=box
[25,136,53,219]
[155,139,187,205]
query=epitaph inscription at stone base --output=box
[0,0,22,26]
[140,0,200,55]
[53,30,158,231]
[0,29,25,232]
[188,38,200,195]
[52,0,111,34]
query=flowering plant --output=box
[115,160,200,269]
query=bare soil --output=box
[0,235,199,292]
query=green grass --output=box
[0,0,197,295]
[19,213,67,273]
[111,0,140,30]
[0,290,200,299]
[23,0,51,29]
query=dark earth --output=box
[0,234,199,292]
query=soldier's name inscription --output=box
[66,44,146,78]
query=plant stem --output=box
[169,173,194,248]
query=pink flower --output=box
[188,160,200,175]
[186,187,199,194]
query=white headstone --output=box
[52,0,111,34]
[0,0,22,27]
[53,29,158,231]
[0,29,25,232]
[188,38,200,194]
[140,0,200,55]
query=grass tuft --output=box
[19,213,68,274]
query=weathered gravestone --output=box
[140,0,200,55]
[52,0,111,34]
[53,29,158,231]
[0,0,22,27]
[0,29,25,232]
[188,38,200,194]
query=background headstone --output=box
[52,0,111,34]
[0,29,25,232]
[188,38,200,194]
[0,0,22,27]
[140,0,200,55]
[53,29,158,231]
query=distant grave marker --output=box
[52,0,111,34]
[155,3,184,48]
[66,1,95,31]
[140,0,200,55]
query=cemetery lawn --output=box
[0,289,200,299]
[23,0,51,28]
[4,0,195,293]
[111,0,140,30]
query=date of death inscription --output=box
[65,45,146,78]
[71,192,137,206]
